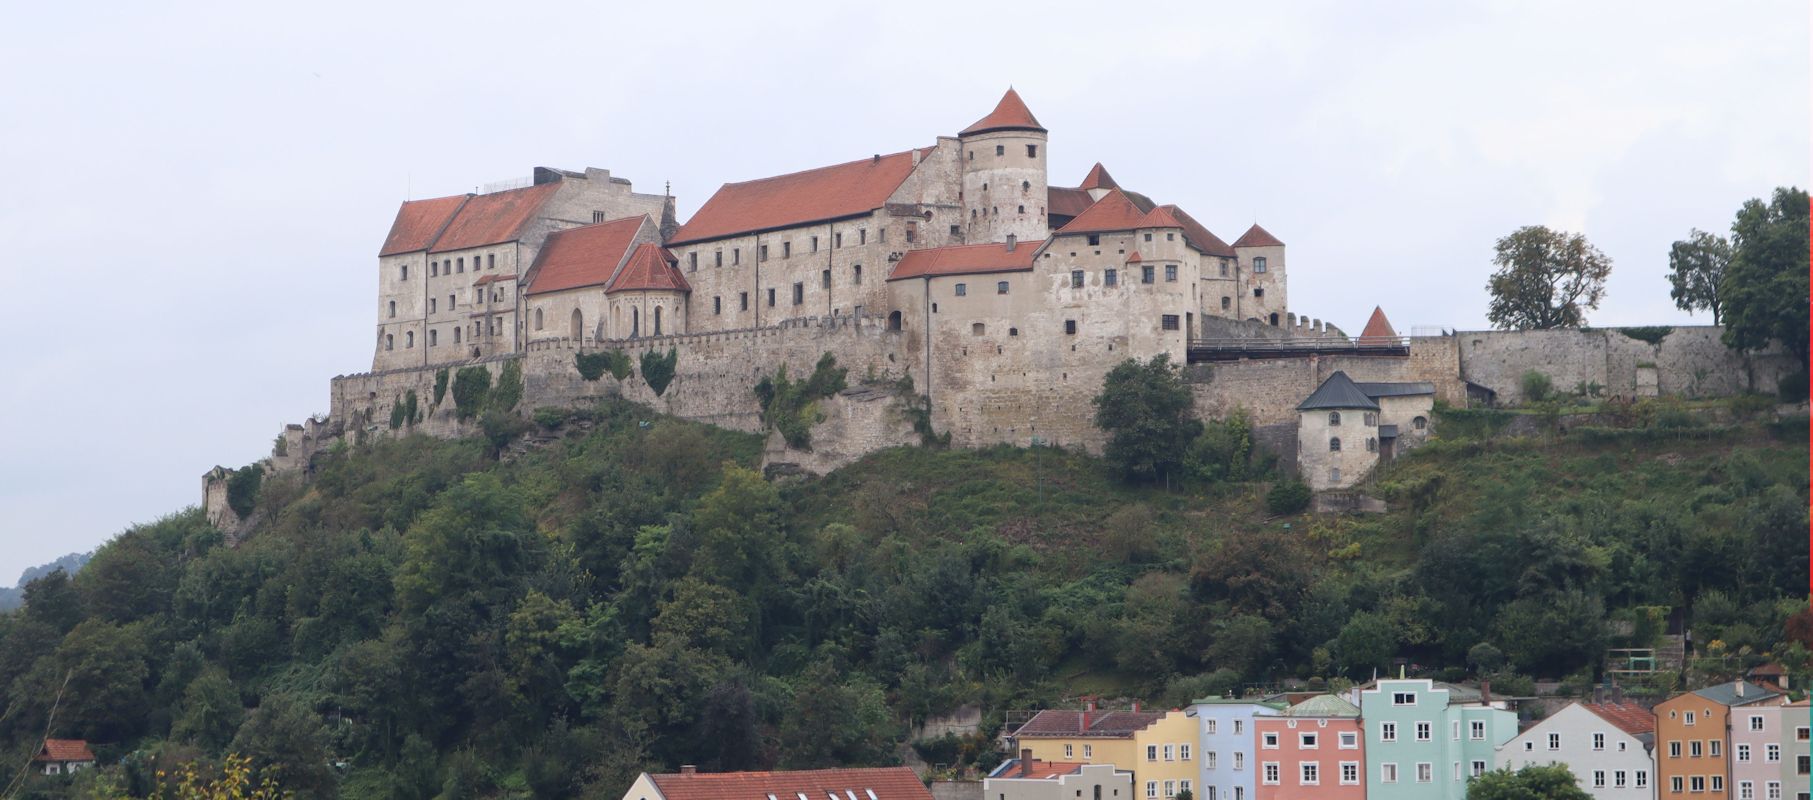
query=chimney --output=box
[680,765,697,776]
[873,154,881,164]
[1007,234,1018,251]
[1736,681,1745,697]
[1020,749,1034,777]
[912,149,922,166]
[1480,680,1491,705]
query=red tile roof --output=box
[379,195,468,256]
[1057,189,1162,236]
[1580,702,1656,736]
[1013,709,1165,738]
[607,242,691,293]
[888,240,1043,281]
[1078,163,1118,191]
[523,216,647,296]
[428,182,562,254]
[1048,187,1094,219]
[1162,205,1236,258]
[995,760,1085,780]
[1358,307,1397,341]
[670,149,931,245]
[1125,250,1142,263]
[647,768,931,800]
[472,274,518,285]
[35,739,95,763]
[961,88,1045,135]
[1233,224,1284,248]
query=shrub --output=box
[1727,392,1775,420]
[389,399,406,430]
[225,465,263,519]
[480,409,530,451]
[271,433,288,458]
[755,353,850,449]
[1188,409,1254,482]
[576,350,632,382]
[532,407,568,429]
[640,348,679,396]
[1519,370,1554,403]
[452,366,492,420]
[1434,402,1515,440]
[491,360,523,412]
[432,368,449,407]
[1777,368,1807,402]
[1619,325,1673,345]
[1266,480,1311,515]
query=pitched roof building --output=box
[623,768,933,800]
[34,739,96,775]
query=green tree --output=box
[1721,187,1810,364]
[1093,354,1201,484]
[1667,229,1731,323]
[1485,226,1612,329]
[1466,764,1592,799]
[230,693,335,799]
[1334,611,1396,676]
[171,667,245,750]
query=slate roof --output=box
[1691,681,1782,707]
[888,240,1043,281]
[1354,382,1435,398]
[1079,163,1118,191]
[961,88,1046,135]
[380,195,469,256]
[988,759,1085,780]
[607,243,691,293]
[523,216,648,296]
[1013,709,1165,738]
[1281,695,1361,718]
[1358,307,1398,341]
[430,182,562,253]
[1233,223,1284,248]
[1297,371,1379,411]
[646,768,932,800]
[35,739,95,763]
[1580,702,1656,736]
[670,149,932,245]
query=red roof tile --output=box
[1358,307,1397,341]
[1233,224,1284,248]
[607,243,690,293]
[961,88,1046,135]
[889,239,1043,281]
[1057,189,1161,236]
[1048,187,1094,219]
[1078,163,1118,191]
[379,195,468,256]
[1013,709,1165,738]
[429,182,562,253]
[523,216,648,296]
[1125,250,1142,263]
[671,149,931,245]
[1580,702,1655,736]
[35,739,95,763]
[1161,205,1236,258]
[472,274,519,285]
[995,760,1085,780]
[648,768,931,800]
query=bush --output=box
[532,407,568,429]
[1434,402,1515,440]
[225,465,263,518]
[1519,370,1554,403]
[432,368,449,407]
[640,348,679,396]
[451,366,491,420]
[480,410,531,451]
[491,360,523,412]
[755,354,849,449]
[1266,480,1311,515]
[1777,369,1807,402]
[1619,325,1673,345]
[1188,409,1255,482]
[576,350,632,382]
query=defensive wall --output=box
[1453,325,1794,405]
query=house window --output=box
[1027,144,1038,157]
[1470,721,1485,740]
[1547,733,1560,750]
[1179,744,1190,761]
[1300,764,1318,785]
[1797,727,1810,741]
[1262,733,1279,749]
[740,292,749,311]
[1142,265,1155,283]
[1415,763,1432,783]
[1671,777,1684,793]
[1206,720,1217,735]
[1145,783,1155,799]
[1380,763,1398,783]
[1416,723,1431,742]
[1262,764,1279,785]
[1380,722,1396,742]
[956,283,967,297]
[1712,776,1724,792]
[1071,270,1084,288]
[1766,744,1780,762]
[1254,257,1268,273]
[1234,721,1243,735]
[1221,296,1231,310]
[1330,411,1342,426]
[1751,715,1766,732]
[1162,315,1180,331]
[1087,234,1101,246]
[1741,782,1755,799]
[1615,771,1627,788]
[1635,772,1646,789]
[1300,733,1317,749]
[1233,751,1242,768]
[1668,741,1680,758]
[1739,744,1751,762]
[1685,711,1696,726]
[1593,771,1605,789]
[1340,763,1359,785]
[1472,761,1487,779]
[1712,739,1722,757]
[1105,268,1118,286]
[1691,776,1706,792]
[1066,745,1075,758]
[1165,264,1177,282]
[1163,782,1173,798]
[1690,740,1703,757]
[1339,732,1358,749]
[1065,320,1077,335]
[1163,745,1174,761]
[1084,745,1092,759]
[997,281,1009,294]
[1206,751,1216,769]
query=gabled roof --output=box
[646,768,931,800]
[670,149,932,245]
[1079,163,1118,191]
[1048,186,1095,219]
[1690,681,1782,707]
[1298,371,1379,411]
[1013,709,1166,738]
[35,739,94,763]
[607,243,690,293]
[1580,702,1656,736]
[380,195,469,256]
[888,239,1044,281]
[1124,250,1142,263]
[523,216,647,296]
[1162,205,1236,258]
[1358,307,1397,341]
[961,88,1045,135]
[1233,223,1284,248]
[1057,189,1165,236]
[1281,694,1361,718]
[429,182,562,253]
[988,759,1085,780]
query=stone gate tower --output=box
[960,88,1050,244]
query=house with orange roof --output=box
[986,753,1134,800]
[33,738,96,775]
[622,766,932,800]
[1010,704,1200,800]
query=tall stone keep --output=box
[960,88,1050,245]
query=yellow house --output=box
[1011,706,1199,800]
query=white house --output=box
[1496,702,1655,799]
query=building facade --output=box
[1355,679,1518,800]
[1252,695,1365,800]
[1497,702,1655,799]
[1189,699,1287,800]
[985,758,1134,800]
[1654,681,1786,799]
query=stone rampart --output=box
[1455,326,1794,405]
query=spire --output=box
[1079,163,1118,191]
[1358,306,1398,342]
[961,88,1046,135]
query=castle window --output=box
[1162,315,1180,331]
[1366,437,1377,452]
[973,322,986,336]
[689,252,698,271]
[1364,412,1377,426]
[950,224,960,236]
[932,303,938,313]
[1071,270,1084,288]
[593,211,605,223]
[708,295,720,315]
[1087,234,1101,246]
[854,264,863,284]
[1142,266,1156,284]
[388,301,396,319]
[400,265,409,280]
[1413,416,1427,430]
[429,298,436,313]
[1017,205,1025,214]
[820,270,831,290]
[1009,327,1019,336]
[968,151,974,161]
[450,294,456,309]
[860,228,868,245]
[995,145,1005,156]
[430,262,438,277]
[1144,233,1152,242]
[385,334,394,351]
[880,228,887,242]
[1329,412,1341,425]
[1065,320,1077,335]
[1027,144,1038,157]
[454,327,461,343]
[1254,287,1265,298]
[1329,437,1341,452]
[782,242,791,258]
[760,245,769,261]
[997,280,1009,294]
[768,288,776,307]
[1167,233,1174,241]
[457,257,464,272]
[1022,180,1030,191]
[1221,296,1231,310]
[654,306,662,336]
[1220,260,1230,277]
[535,308,543,330]
[834,231,844,248]
[1254,257,1268,273]
[405,331,414,348]
[1330,467,1341,483]
[630,307,639,337]
[740,292,749,311]
[955,283,967,297]
[715,251,723,268]
[971,210,977,219]
[793,283,804,305]
[1105,268,1118,286]
[905,224,917,243]
[1269,313,1280,326]
[1165,264,1178,282]
[428,329,437,346]
[488,254,495,269]
[734,248,741,265]
[811,236,819,253]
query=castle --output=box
[208,89,1796,527]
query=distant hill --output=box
[0,551,91,611]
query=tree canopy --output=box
[1485,226,1612,330]
[1666,228,1731,323]
[1466,765,1592,800]
[1092,354,1201,484]
[1721,187,1810,365]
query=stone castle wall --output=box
[1454,326,1795,405]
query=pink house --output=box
[1254,695,1365,800]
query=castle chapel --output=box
[372,89,1293,380]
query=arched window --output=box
[388,301,396,319]
[887,310,902,331]
[571,309,583,340]
[1017,205,1025,214]
[404,331,414,348]
[534,308,543,331]
[1366,437,1378,452]
[1413,416,1428,430]
[972,322,986,336]
[1269,313,1280,326]
[653,306,663,336]
[1329,437,1341,452]
[630,307,639,338]
[1328,411,1341,426]
[385,334,394,351]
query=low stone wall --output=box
[1456,326,1794,406]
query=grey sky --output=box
[0,1,1805,582]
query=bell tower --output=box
[959,88,1050,244]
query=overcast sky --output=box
[0,1,1805,582]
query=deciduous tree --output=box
[1485,226,1611,329]
[1721,187,1809,364]
[1667,229,1731,323]
[1093,354,1201,484]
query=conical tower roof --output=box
[961,88,1046,135]
[1233,223,1284,248]
[1079,163,1118,190]
[1358,306,1397,340]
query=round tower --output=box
[959,88,1050,244]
